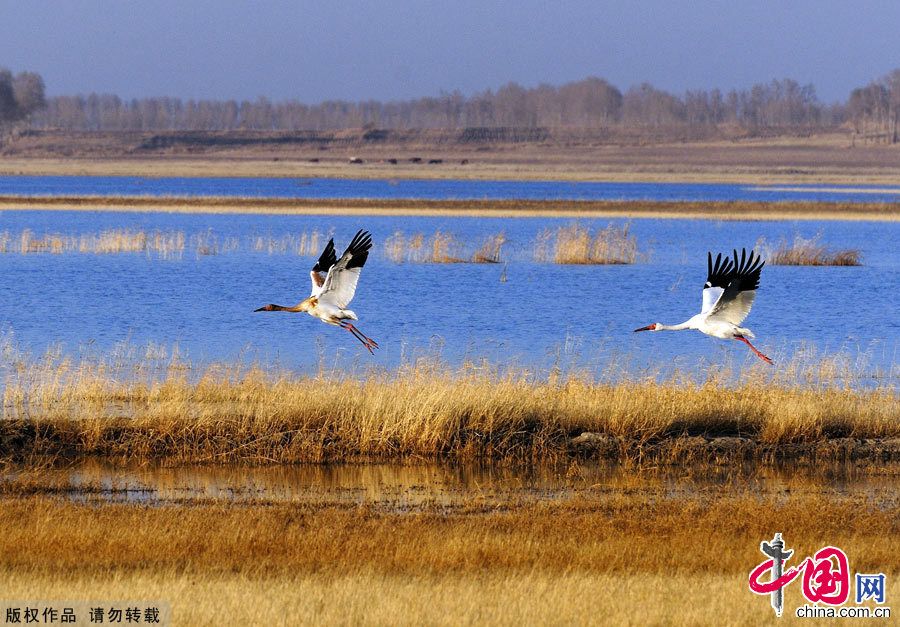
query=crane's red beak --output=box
[633,324,656,332]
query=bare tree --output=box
[12,71,45,119]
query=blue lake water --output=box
[1,207,897,382]
[2,175,900,203]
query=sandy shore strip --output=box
[1,195,898,221]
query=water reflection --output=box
[3,460,896,507]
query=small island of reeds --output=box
[759,234,862,266]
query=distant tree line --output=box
[847,69,900,143]
[0,68,46,127]
[7,66,900,142]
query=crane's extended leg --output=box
[348,323,379,351]
[735,335,773,365]
[339,320,379,354]
[343,323,374,354]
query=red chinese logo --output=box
[801,547,850,605]
[749,534,851,615]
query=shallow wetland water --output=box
[4,460,897,510]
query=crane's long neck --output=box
[657,320,693,331]
[265,297,316,313]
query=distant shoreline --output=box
[0,195,898,221]
[1,131,900,186]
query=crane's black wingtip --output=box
[312,238,337,272]
[705,246,765,291]
[705,250,734,289]
[344,229,373,269]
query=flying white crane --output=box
[255,230,379,354]
[634,248,773,364]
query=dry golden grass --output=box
[1,493,896,575]
[3,570,895,626]
[250,229,327,255]
[384,231,424,262]
[1,346,896,463]
[0,490,896,625]
[0,228,241,258]
[429,231,464,263]
[1,195,897,221]
[0,228,187,256]
[384,230,494,263]
[760,234,863,266]
[472,232,507,263]
[0,228,336,258]
[535,222,639,264]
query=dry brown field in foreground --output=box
[0,485,896,625]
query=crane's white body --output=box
[654,315,753,340]
[306,254,364,325]
[656,284,757,339]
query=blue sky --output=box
[1,1,897,102]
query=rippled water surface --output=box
[0,180,898,379]
[3,175,900,202]
[1,213,897,376]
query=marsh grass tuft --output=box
[759,234,862,266]
[0,228,329,258]
[0,228,213,258]
[251,230,328,256]
[472,232,507,263]
[384,231,502,263]
[535,222,638,264]
[384,231,425,263]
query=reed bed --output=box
[472,232,507,263]
[534,222,638,264]
[0,228,241,258]
[383,231,470,263]
[759,234,862,266]
[1,346,896,463]
[251,229,327,255]
[0,229,334,258]
[0,228,187,256]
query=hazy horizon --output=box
[1,1,898,103]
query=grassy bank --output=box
[2,351,896,464]
[0,195,898,220]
